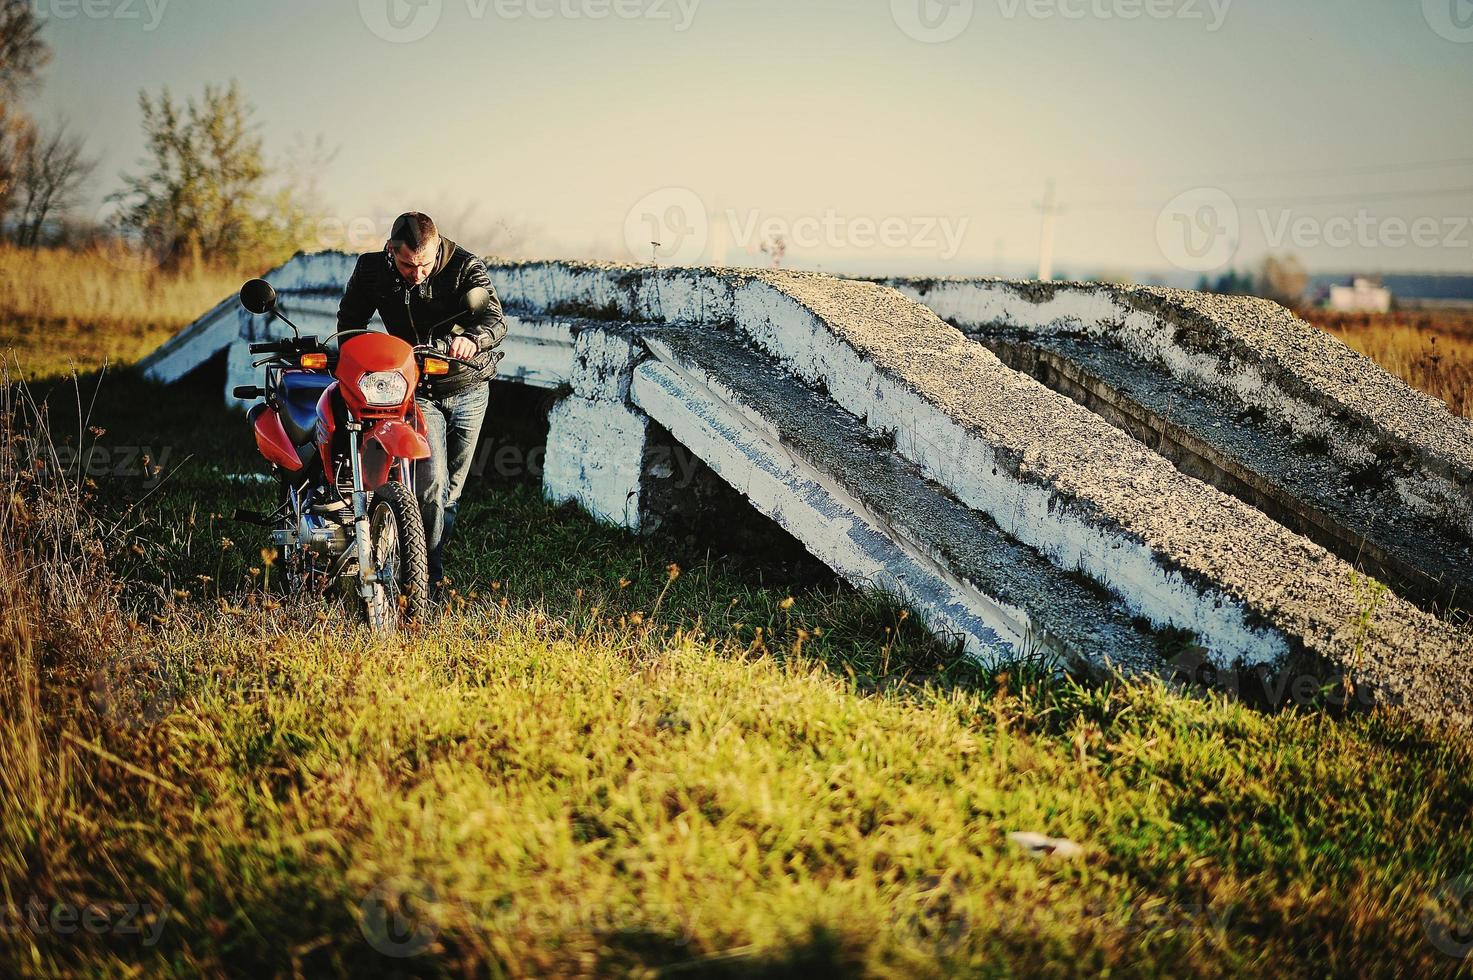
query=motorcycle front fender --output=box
[367,418,432,461]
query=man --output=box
[336,211,507,592]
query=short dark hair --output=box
[388,212,438,254]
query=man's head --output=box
[387,212,440,286]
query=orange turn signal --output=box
[300,352,328,369]
[422,358,450,376]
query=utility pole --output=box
[1035,178,1062,281]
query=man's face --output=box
[391,240,438,286]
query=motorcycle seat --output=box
[274,370,335,445]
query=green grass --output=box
[5,365,1473,977]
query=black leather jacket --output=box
[336,239,507,399]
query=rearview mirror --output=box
[461,286,490,315]
[240,279,277,315]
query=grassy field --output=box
[1300,306,1473,419]
[0,244,244,381]
[3,254,1473,976]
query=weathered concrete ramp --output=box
[142,253,1473,725]
[889,277,1473,615]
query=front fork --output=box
[347,423,419,600]
[348,426,377,600]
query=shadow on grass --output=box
[19,366,1074,714]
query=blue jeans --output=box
[415,383,490,585]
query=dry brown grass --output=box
[0,244,245,380]
[6,284,1473,973]
[1301,307,1473,418]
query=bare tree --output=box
[0,0,50,228]
[1259,252,1309,309]
[0,0,47,100]
[12,120,94,245]
[0,100,29,217]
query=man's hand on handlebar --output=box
[448,336,478,360]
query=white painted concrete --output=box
[631,357,1029,663]
[544,396,651,530]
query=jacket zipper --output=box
[405,289,421,345]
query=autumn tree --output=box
[12,120,93,245]
[110,81,323,269]
[0,0,48,220]
[1258,252,1309,309]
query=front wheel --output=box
[362,481,430,630]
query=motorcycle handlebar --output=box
[412,346,486,372]
[248,337,321,356]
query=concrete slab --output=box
[980,330,1473,613]
[892,277,1473,542]
[638,324,1162,673]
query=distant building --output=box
[1326,277,1392,313]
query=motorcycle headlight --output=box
[358,371,409,406]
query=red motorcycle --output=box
[231,278,489,630]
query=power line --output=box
[1063,185,1473,212]
[1080,155,1473,188]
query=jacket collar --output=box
[387,237,458,297]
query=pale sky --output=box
[31,0,1473,281]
